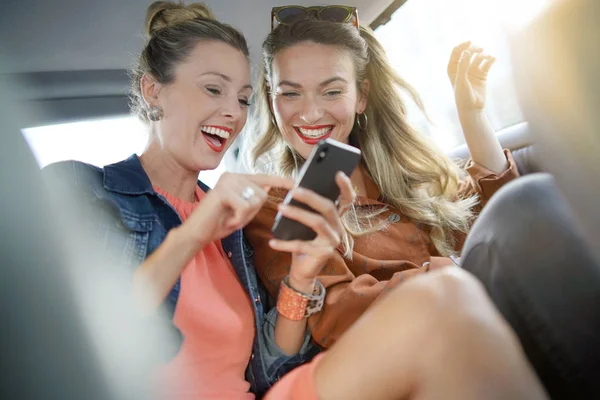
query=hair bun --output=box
[145,1,216,37]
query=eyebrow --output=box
[320,77,349,86]
[278,76,349,89]
[200,71,253,90]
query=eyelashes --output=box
[205,86,252,107]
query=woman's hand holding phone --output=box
[268,172,355,293]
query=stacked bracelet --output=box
[276,275,326,321]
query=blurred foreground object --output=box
[0,74,175,399]
[511,0,600,263]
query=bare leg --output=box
[314,268,548,400]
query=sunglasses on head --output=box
[271,5,359,31]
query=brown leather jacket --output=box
[245,150,519,348]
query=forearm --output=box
[133,226,202,313]
[274,276,315,355]
[458,109,508,174]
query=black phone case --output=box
[271,139,362,241]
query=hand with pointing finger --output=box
[183,173,295,250]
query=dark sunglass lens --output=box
[277,7,307,24]
[319,7,352,22]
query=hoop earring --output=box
[147,105,164,122]
[356,112,368,130]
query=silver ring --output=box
[241,186,255,201]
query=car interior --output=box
[2,0,542,179]
[1,0,598,398]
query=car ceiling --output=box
[1,0,394,127]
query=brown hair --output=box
[129,1,249,122]
[251,20,477,256]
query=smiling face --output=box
[269,41,368,158]
[143,40,252,171]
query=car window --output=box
[374,0,554,151]
[22,116,227,187]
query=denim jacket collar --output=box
[103,154,210,195]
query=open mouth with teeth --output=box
[200,125,231,153]
[294,125,334,145]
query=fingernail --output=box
[269,239,277,247]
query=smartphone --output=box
[271,138,362,241]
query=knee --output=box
[391,269,518,359]
[401,271,547,399]
[391,268,487,312]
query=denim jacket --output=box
[42,155,319,397]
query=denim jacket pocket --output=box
[96,204,154,267]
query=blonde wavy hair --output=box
[249,19,478,257]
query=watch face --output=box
[305,280,326,318]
